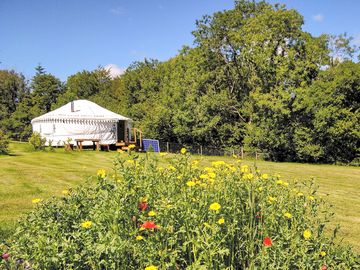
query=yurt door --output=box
[117,121,125,142]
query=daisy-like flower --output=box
[320,251,326,257]
[303,229,312,240]
[32,198,42,204]
[209,202,221,211]
[62,189,69,195]
[81,220,92,229]
[186,181,196,187]
[217,218,225,224]
[180,148,187,154]
[136,235,144,241]
[284,212,292,219]
[148,211,156,217]
[145,266,158,270]
[97,169,106,178]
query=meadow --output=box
[0,142,359,254]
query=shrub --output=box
[28,132,46,151]
[2,152,359,269]
[0,130,10,155]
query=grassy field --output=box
[1,142,359,253]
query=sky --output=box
[1,0,359,81]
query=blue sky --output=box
[1,0,359,81]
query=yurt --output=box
[31,100,132,146]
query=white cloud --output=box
[109,6,126,15]
[104,64,125,78]
[312,14,324,22]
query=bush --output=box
[28,132,46,151]
[2,152,359,269]
[0,130,10,155]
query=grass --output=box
[1,142,359,253]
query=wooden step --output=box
[116,142,126,146]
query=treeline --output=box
[0,0,359,163]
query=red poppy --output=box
[138,202,149,211]
[256,212,262,219]
[263,236,272,247]
[141,221,158,229]
[1,253,10,260]
[321,265,327,270]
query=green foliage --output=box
[28,132,46,151]
[0,130,10,155]
[4,153,358,269]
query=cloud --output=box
[109,6,126,15]
[312,14,324,22]
[104,64,125,78]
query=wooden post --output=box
[166,142,169,153]
[255,151,258,160]
[200,145,203,155]
[241,146,244,159]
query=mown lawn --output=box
[1,142,359,253]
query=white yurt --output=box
[31,100,132,146]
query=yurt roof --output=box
[31,100,131,123]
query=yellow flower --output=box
[209,202,221,211]
[186,181,196,187]
[308,196,315,201]
[226,164,236,172]
[136,235,144,241]
[199,174,209,179]
[240,165,249,173]
[97,169,106,178]
[203,222,211,228]
[159,152,167,157]
[128,144,136,149]
[157,167,164,172]
[303,229,312,240]
[258,187,263,192]
[32,198,42,204]
[180,148,187,154]
[207,172,216,179]
[268,196,276,204]
[148,211,156,217]
[276,180,284,185]
[244,173,254,180]
[145,265,158,270]
[284,212,292,219]
[320,251,326,257]
[212,161,226,167]
[126,160,135,165]
[117,149,124,154]
[168,165,176,171]
[297,192,304,197]
[81,220,92,229]
[261,173,269,179]
[62,189,69,195]
[283,181,289,186]
[217,218,225,224]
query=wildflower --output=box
[308,196,315,201]
[126,160,135,165]
[258,187,263,192]
[145,265,158,270]
[138,202,149,211]
[81,220,92,229]
[141,221,158,229]
[320,251,326,257]
[157,167,164,172]
[159,152,167,157]
[180,148,187,154]
[276,180,284,185]
[128,144,136,149]
[212,161,226,167]
[32,198,42,204]
[284,212,292,219]
[97,169,106,178]
[209,202,221,211]
[148,211,156,217]
[1,253,10,260]
[303,229,312,240]
[283,181,289,186]
[261,174,269,179]
[186,181,196,187]
[244,173,254,180]
[136,235,144,241]
[321,265,327,270]
[297,192,304,197]
[168,165,176,171]
[199,174,209,179]
[226,164,236,172]
[218,218,225,224]
[62,189,69,195]
[207,172,216,179]
[117,149,124,154]
[263,236,272,247]
[241,165,249,173]
[268,196,276,204]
